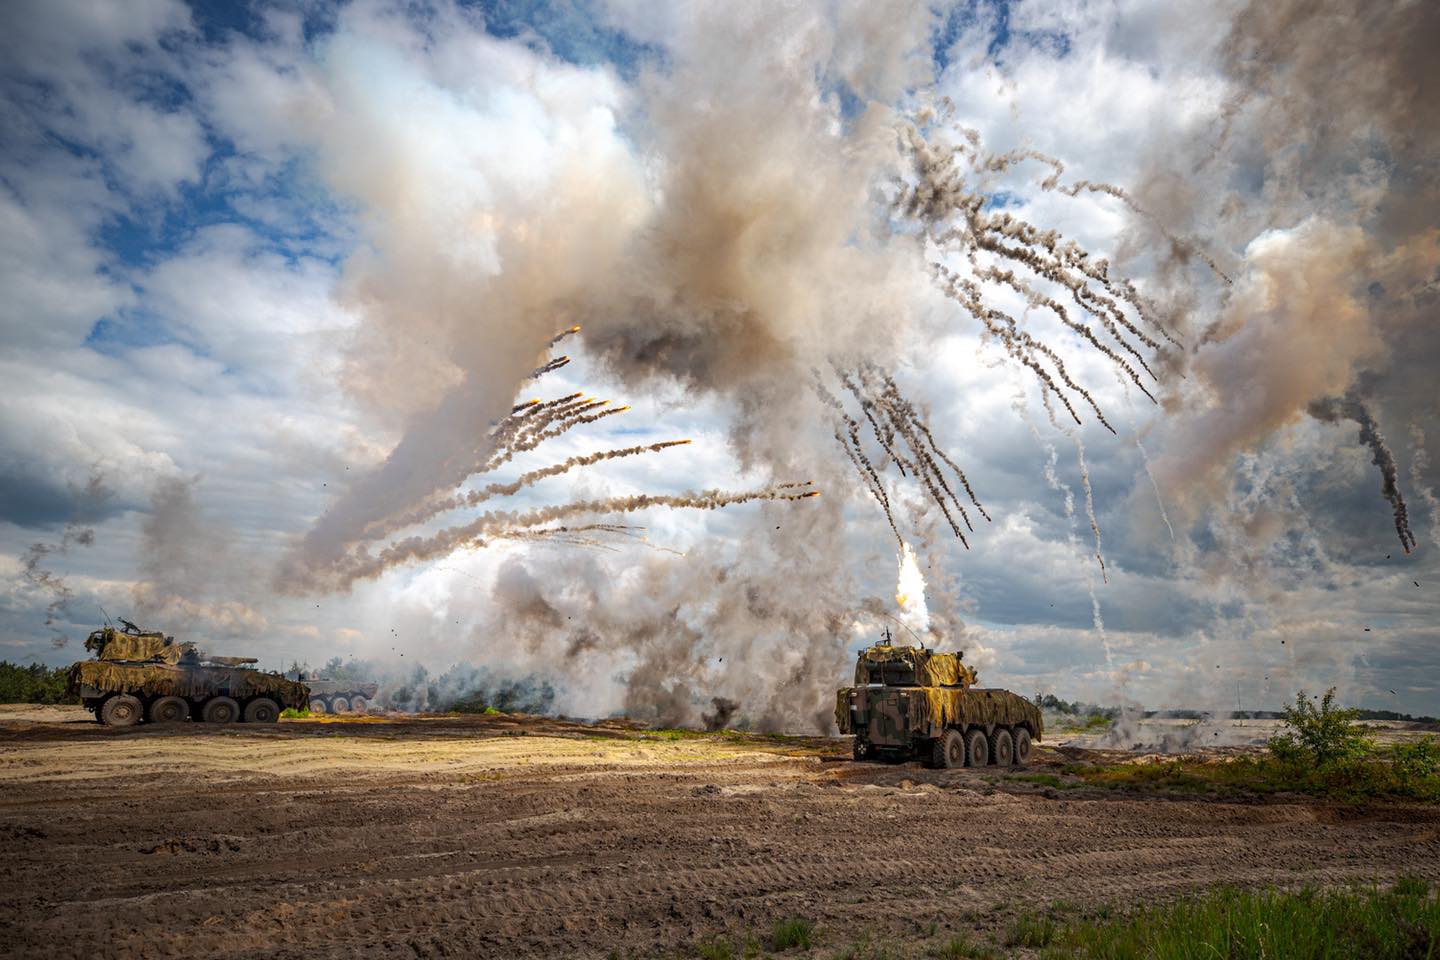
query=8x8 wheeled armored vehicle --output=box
[67,621,309,726]
[837,641,1042,767]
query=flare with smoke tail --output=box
[1308,394,1417,555]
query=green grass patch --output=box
[1040,879,1439,959]
[694,934,762,960]
[926,933,998,959]
[1065,748,1440,804]
[771,917,813,950]
[1005,911,1058,948]
[279,707,310,719]
[1007,772,1081,790]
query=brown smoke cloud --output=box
[1143,0,1440,530]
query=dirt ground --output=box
[2,706,1437,959]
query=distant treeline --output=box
[0,661,78,705]
[1036,693,1120,719]
[1044,699,1438,725]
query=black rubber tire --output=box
[243,698,280,724]
[964,728,989,768]
[201,696,240,724]
[1014,727,1034,766]
[992,727,1015,766]
[852,738,870,762]
[148,696,189,724]
[350,696,368,714]
[308,698,327,714]
[330,697,350,714]
[934,728,966,769]
[100,694,143,727]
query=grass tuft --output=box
[772,917,813,950]
[926,933,999,959]
[1004,911,1058,948]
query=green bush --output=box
[0,661,76,704]
[1391,736,1440,779]
[1269,688,1372,766]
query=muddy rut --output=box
[1,708,1435,958]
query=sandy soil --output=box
[2,707,1436,959]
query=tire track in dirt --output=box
[3,712,1438,959]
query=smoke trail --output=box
[1018,398,1111,668]
[1072,435,1108,584]
[387,440,693,532]
[1135,435,1176,544]
[21,523,94,646]
[1308,393,1417,554]
[317,483,822,590]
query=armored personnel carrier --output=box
[303,678,380,714]
[67,621,309,727]
[836,638,1042,767]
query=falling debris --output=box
[1308,393,1418,554]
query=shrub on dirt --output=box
[771,918,813,950]
[1268,687,1372,766]
[1391,736,1440,779]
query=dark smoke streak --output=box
[1309,393,1418,554]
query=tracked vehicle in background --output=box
[837,639,1042,767]
[303,678,380,714]
[67,621,309,727]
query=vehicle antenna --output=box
[872,610,924,646]
[98,604,112,626]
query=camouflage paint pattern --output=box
[837,643,1042,751]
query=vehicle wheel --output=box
[330,696,350,714]
[100,694,143,727]
[852,737,870,762]
[308,698,327,714]
[992,728,1015,766]
[964,728,989,768]
[933,729,966,769]
[349,696,368,714]
[149,696,189,724]
[1014,728,1034,766]
[201,696,240,724]
[243,698,280,724]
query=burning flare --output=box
[895,542,930,635]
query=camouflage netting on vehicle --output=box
[89,629,190,664]
[853,644,978,687]
[69,661,309,708]
[834,687,1043,738]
